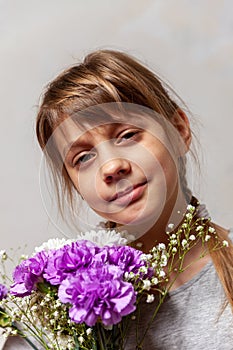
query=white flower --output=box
[151,277,158,285]
[196,225,203,231]
[139,266,148,274]
[53,311,59,318]
[157,243,166,251]
[146,294,155,303]
[181,239,188,248]
[185,213,193,220]
[86,328,92,336]
[140,254,149,261]
[78,336,84,344]
[170,239,177,246]
[205,235,211,242]
[208,227,215,233]
[146,254,153,260]
[222,240,229,247]
[55,300,62,307]
[187,204,195,212]
[189,235,196,241]
[167,223,174,230]
[159,270,166,278]
[140,253,152,261]
[76,229,128,247]
[160,254,168,267]
[172,247,177,254]
[35,238,74,253]
[142,280,151,291]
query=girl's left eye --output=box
[73,152,96,167]
[116,130,139,144]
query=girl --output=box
[2,50,233,349]
[35,50,233,349]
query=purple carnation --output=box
[106,246,147,274]
[0,283,8,300]
[43,241,107,285]
[10,251,48,296]
[58,265,136,327]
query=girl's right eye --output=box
[73,152,96,167]
[115,130,140,145]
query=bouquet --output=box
[0,205,228,349]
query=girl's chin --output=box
[93,194,166,227]
[104,205,162,227]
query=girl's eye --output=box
[73,152,95,166]
[116,130,139,144]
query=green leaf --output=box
[36,281,51,293]
[0,310,12,327]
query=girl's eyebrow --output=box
[63,138,89,159]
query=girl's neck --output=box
[135,194,213,291]
[132,186,188,252]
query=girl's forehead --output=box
[55,108,164,142]
[55,102,166,142]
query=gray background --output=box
[1,0,232,254]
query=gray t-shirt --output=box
[1,231,233,350]
[125,230,233,349]
[125,257,233,349]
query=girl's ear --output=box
[171,109,192,150]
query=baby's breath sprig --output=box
[2,291,95,350]
[133,202,229,348]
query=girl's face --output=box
[55,110,184,232]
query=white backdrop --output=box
[1,0,233,253]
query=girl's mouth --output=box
[109,181,147,206]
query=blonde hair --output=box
[36,49,233,310]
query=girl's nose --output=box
[100,158,131,183]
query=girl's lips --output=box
[109,181,147,206]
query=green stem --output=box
[96,323,106,350]
[137,290,168,347]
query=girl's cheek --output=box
[76,168,100,199]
